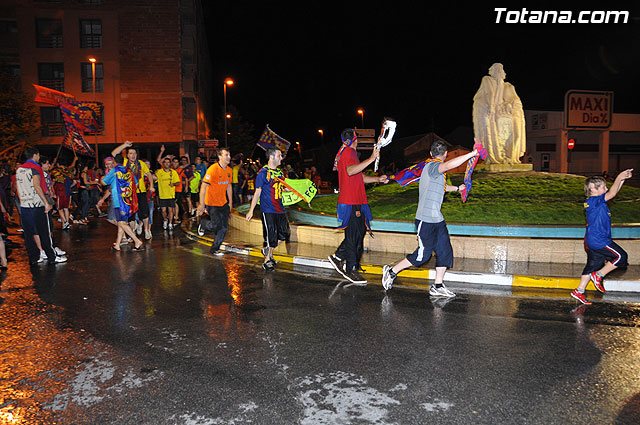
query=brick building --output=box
[0,0,213,160]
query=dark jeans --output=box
[202,204,229,252]
[80,188,100,219]
[21,206,55,263]
[334,205,366,272]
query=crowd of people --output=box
[0,141,325,265]
[2,133,632,305]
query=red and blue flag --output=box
[59,100,103,133]
[257,125,291,154]
[390,161,427,187]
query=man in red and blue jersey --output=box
[246,147,289,271]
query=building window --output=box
[0,20,18,35]
[81,62,103,92]
[35,18,63,48]
[38,63,64,91]
[79,19,102,48]
[40,107,64,137]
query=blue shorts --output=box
[406,220,453,268]
[582,241,628,274]
[113,208,130,222]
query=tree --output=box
[213,104,256,157]
[0,62,39,153]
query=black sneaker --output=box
[262,259,275,271]
[345,270,367,284]
[328,255,348,279]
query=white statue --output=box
[472,63,526,164]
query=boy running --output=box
[571,169,633,304]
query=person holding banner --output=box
[381,140,478,297]
[245,147,289,271]
[111,141,155,240]
[328,129,389,284]
[197,147,233,256]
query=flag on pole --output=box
[32,84,75,106]
[61,123,95,156]
[59,100,103,133]
[257,125,291,153]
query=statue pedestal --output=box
[476,163,533,172]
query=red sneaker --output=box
[590,272,605,293]
[571,289,592,305]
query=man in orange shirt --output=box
[196,147,233,256]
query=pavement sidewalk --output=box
[182,219,640,296]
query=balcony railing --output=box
[42,122,64,137]
[37,35,63,48]
[80,35,102,48]
[38,79,65,91]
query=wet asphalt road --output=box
[1,219,640,424]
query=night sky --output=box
[204,1,640,149]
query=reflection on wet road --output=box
[1,221,639,424]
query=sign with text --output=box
[564,90,613,129]
[355,128,375,150]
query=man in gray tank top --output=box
[381,140,479,297]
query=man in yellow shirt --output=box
[196,147,232,256]
[111,141,155,239]
[155,157,180,230]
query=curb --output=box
[183,224,640,294]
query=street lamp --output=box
[357,108,364,128]
[88,56,97,157]
[223,78,234,147]
[318,129,324,143]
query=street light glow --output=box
[88,57,96,63]
[225,78,234,86]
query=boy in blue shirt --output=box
[571,169,633,304]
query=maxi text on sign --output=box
[564,90,613,129]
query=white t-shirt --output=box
[16,166,45,208]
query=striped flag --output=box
[62,123,95,156]
[257,125,291,153]
[390,161,427,186]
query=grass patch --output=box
[300,172,640,225]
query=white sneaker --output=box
[54,247,66,256]
[39,250,47,263]
[163,220,168,230]
[429,284,456,298]
[50,256,67,264]
[135,222,143,235]
[382,265,396,291]
[197,224,205,236]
